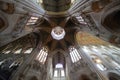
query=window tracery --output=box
[26,16,39,25]
[69,46,81,63]
[36,47,48,64]
[54,63,65,77]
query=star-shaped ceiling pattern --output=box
[36,16,77,51]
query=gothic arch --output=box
[52,51,66,69]
[101,1,120,36]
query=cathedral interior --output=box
[0,0,120,80]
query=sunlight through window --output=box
[36,47,48,64]
[54,70,58,77]
[69,47,81,63]
[61,70,65,77]
[3,50,11,54]
[14,49,22,54]
[26,16,38,25]
[55,63,63,68]
[24,48,33,54]
[75,13,87,25]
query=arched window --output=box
[74,13,87,25]
[36,47,48,64]
[3,50,11,54]
[69,47,81,63]
[61,69,65,77]
[54,70,58,77]
[54,63,65,77]
[55,63,63,68]
[24,48,33,54]
[14,49,22,54]
[26,16,38,26]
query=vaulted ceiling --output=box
[0,0,120,53]
[37,16,77,51]
[42,0,71,12]
[0,1,120,78]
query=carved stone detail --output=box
[0,1,15,14]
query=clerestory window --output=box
[69,47,81,63]
[36,47,48,64]
[14,49,22,54]
[26,16,39,25]
[54,63,65,77]
[24,48,33,54]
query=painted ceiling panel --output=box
[76,32,109,45]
